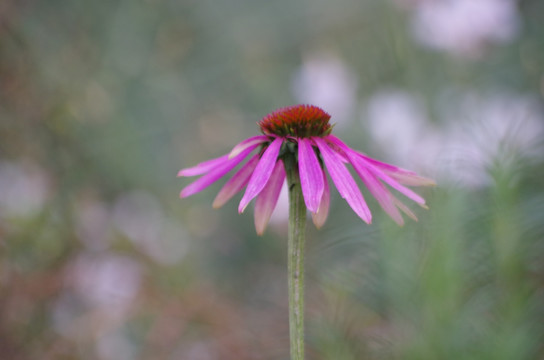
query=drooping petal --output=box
[239,137,284,213]
[313,137,372,223]
[352,163,404,225]
[298,138,324,213]
[361,157,426,205]
[229,135,270,159]
[177,154,229,177]
[311,170,330,228]
[180,143,260,198]
[212,153,260,208]
[327,135,426,205]
[382,170,436,187]
[327,136,403,225]
[393,197,418,222]
[356,153,436,187]
[254,160,286,235]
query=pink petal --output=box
[325,140,349,162]
[393,197,418,221]
[238,137,284,213]
[355,153,406,173]
[212,153,260,208]
[327,135,426,205]
[383,171,436,187]
[254,160,286,235]
[357,152,436,187]
[314,137,372,223]
[177,154,229,177]
[180,143,260,198]
[360,157,426,205]
[356,169,404,225]
[298,138,324,213]
[311,170,330,228]
[327,137,403,225]
[229,135,269,159]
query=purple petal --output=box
[180,143,260,198]
[314,137,371,223]
[177,154,229,177]
[354,152,417,175]
[239,137,284,213]
[298,138,324,213]
[229,135,269,159]
[327,136,403,225]
[328,135,422,179]
[352,164,404,225]
[311,170,330,228]
[383,170,436,187]
[356,152,436,187]
[212,153,260,208]
[327,135,426,205]
[254,160,286,235]
[393,197,418,221]
[360,157,426,205]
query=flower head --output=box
[179,104,435,235]
[259,104,332,137]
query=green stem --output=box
[285,155,307,360]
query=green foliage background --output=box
[1,0,543,359]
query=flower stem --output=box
[285,155,306,360]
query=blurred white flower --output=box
[365,89,544,188]
[0,161,50,217]
[55,254,143,349]
[292,52,358,128]
[440,93,544,186]
[70,254,142,311]
[365,89,441,170]
[112,191,189,264]
[411,0,520,58]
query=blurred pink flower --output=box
[179,105,434,234]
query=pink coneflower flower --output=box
[179,104,435,234]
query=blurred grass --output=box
[1,0,544,359]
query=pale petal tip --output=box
[312,216,325,229]
[390,211,405,226]
[238,202,248,214]
[405,212,419,222]
[212,193,228,208]
[312,207,329,229]
[255,224,266,236]
[228,145,245,160]
[227,150,238,160]
[418,176,437,187]
[394,198,419,222]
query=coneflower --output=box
[179,104,435,359]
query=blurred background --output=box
[1,0,544,359]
